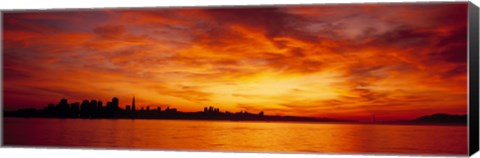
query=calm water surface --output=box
[3,118,467,155]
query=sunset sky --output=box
[3,2,469,121]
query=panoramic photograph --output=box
[2,2,469,156]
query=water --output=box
[3,118,467,155]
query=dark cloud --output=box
[93,25,127,39]
[442,64,467,79]
[429,44,467,63]
[361,25,438,49]
[3,68,31,80]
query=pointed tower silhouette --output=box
[132,96,136,112]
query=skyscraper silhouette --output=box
[71,102,80,117]
[80,100,89,117]
[112,97,119,109]
[132,96,136,112]
[97,101,103,113]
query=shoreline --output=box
[3,116,467,126]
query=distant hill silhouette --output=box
[412,113,467,125]
[382,113,467,125]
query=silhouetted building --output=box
[97,101,103,113]
[47,104,55,110]
[58,99,68,107]
[71,102,80,117]
[208,106,213,112]
[168,108,177,112]
[80,100,89,117]
[106,101,112,110]
[112,97,119,109]
[131,96,135,112]
[89,100,97,116]
[157,107,161,111]
[126,105,131,111]
[90,100,97,108]
[54,99,70,117]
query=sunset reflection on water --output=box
[4,118,467,155]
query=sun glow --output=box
[3,3,468,121]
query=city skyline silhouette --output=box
[4,96,467,125]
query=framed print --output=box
[2,1,479,157]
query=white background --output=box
[0,0,479,158]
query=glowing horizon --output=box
[3,3,468,121]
